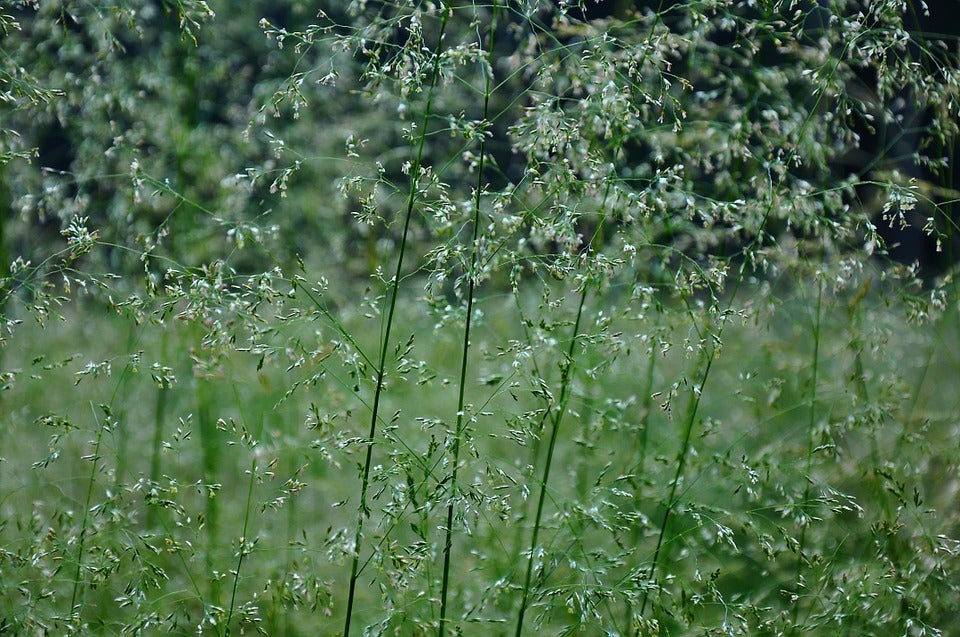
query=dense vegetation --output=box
[1,1,958,635]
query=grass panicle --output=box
[0,2,958,635]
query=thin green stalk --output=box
[638,346,715,620]
[505,282,556,577]
[630,29,850,628]
[623,343,657,628]
[792,277,823,629]
[343,9,450,636]
[69,402,108,623]
[225,429,261,635]
[147,330,170,530]
[113,323,138,491]
[155,505,205,603]
[631,285,733,633]
[438,6,497,634]
[196,376,221,605]
[69,349,137,624]
[515,289,587,637]
[638,344,657,477]
[631,272,745,633]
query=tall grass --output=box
[438,4,498,634]
[342,8,450,635]
[515,287,587,636]
[1,1,959,635]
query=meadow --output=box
[1,1,959,635]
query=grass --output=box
[0,270,957,635]
[2,1,960,635]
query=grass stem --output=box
[438,5,498,634]
[515,288,587,637]
[68,402,108,623]
[343,9,450,636]
[792,276,823,629]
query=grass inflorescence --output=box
[1,1,959,635]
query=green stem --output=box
[68,334,144,625]
[638,343,715,620]
[147,330,170,530]
[112,323,138,491]
[624,342,657,628]
[792,276,823,630]
[438,5,497,634]
[69,402,108,625]
[225,446,259,635]
[343,8,450,636]
[515,289,587,637]
[628,13,852,630]
[196,376,221,605]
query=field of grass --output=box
[2,1,960,635]
[1,266,958,635]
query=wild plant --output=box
[0,0,958,635]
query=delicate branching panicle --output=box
[0,0,958,635]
